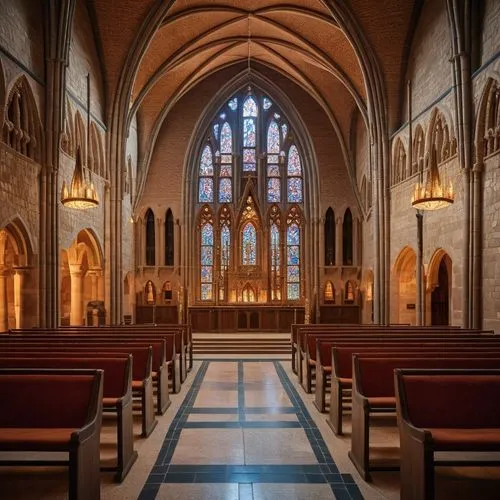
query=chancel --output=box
[0,1,500,499]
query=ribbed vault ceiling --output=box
[90,0,420,163]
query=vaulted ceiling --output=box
[89,0,421,165]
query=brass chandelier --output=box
[411,149,454,211]
[61,74,99,209]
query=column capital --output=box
[13,266,32,275]
[69,264,84,276]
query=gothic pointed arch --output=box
[3,75,43,163]
[197,205,215,301]
[165,208,174,266]
[412,124,425,175]
[392,138,407,184]
[324,207,335,266]
[60,97,75,157]
[427,108,456,165]
[145,208,155,266]
[342,208,353,265]
[475,78,500,160]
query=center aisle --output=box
[136,360,365,500]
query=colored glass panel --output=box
[270,224,280,266]
[242,223,257,265]
[287,265,300,282]
[267,178,281,202]
[243,148,256,163]
[287,224,300,245]
[220,165,232,177]
[287,178,303,203]
[199,145,213,175]
[220,113,226,120]
[201,247,213,265]
[199,178,213,203]
[287,246,300,265]
[243,119,256,147]
[243,96,258,117]
[228,97,238,110]
[267,164,280,176]
[218,178,232,203]
[243,163,256,172]
[221,154,232,164]
[274,112,281,120]
[263,97,272,110]
[201,223,214,245]
[221,225,231,265]
[287,145,302,175]
[220,122,232,153]
[213,123,219,139]
[201,266,213,282]
[268,154,279,164]
[287,283,300,300]
[201,284,212,300]
[281,123,288,140]
[267,121,280,153]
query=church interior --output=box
[1,0,500,499]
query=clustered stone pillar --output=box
[69,264,84,325]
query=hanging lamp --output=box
[61,74,99,209]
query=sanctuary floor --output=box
[2,354,500,499]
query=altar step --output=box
[192,332,291,355]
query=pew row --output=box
[0,355,137,482]
[0,343,157,438]
[395,368,500,500]
[0,368,103,500]
[350,356,500,481]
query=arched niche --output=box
[427,249,452,326]
[392,246,417,325]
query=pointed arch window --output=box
[287,145,303,203]
[267,121,281,202]
[242,223,257,265]
[287,222,301,300]
[324,207,335,266]
[199,145,214,202]
[242,96,258,172]
[219,122,233,203]
[343,208,353,265]
[165,209,174,266]
[200,222,214,301]
[145,208,155,266]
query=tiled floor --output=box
[138,360,364,500]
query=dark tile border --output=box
[138,359,364,500]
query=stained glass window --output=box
[281,123,288,141]
[267,178,281,202]
[213,123,219,140]
[287,145,303,203]
[263,97,272,110]
[218,178,232,203]
[199,178,213,202]
[221,225,231,266]
[200,223,214,300]
[267,121,280,153]
[199,145,214,176]
[243,96,258,117]
[242,223,257,265]
[220,122,232,153]
[243,119,256,147]
[228,98,238,111]
[287,223,300,300]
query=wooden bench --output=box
[350,356,500,481]
[0,368,103,500]
[0,343,157,438]
[0,355,137,482]
[395,368,500,500]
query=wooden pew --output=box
[0,368,103,500]
[0,355,137,482]
[350,356,500,481]
[0,343,157,438]
[395,368,500,500]
[301,330,494,393]
[321,342,500,434]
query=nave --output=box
[2,345,500,500]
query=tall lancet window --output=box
[165,209,174,266]
[200,208,214,301]
[324,207,335,266]
[242,96,258,172]
[286,207,302,300]
[287,145,303,203]
[219,205,231,301]
[145,208,155,265]
[343,208,353,265]
[219,122,232,203]
[242,223,257,265]
[267,121,281,202]
[199,145,214,203]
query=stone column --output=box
[0,267,8,332]
[335,217,343,266]
[13,267,29,329]
[69,264,84,325]
[175,219,181,269]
